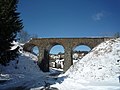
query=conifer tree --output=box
[0,0,23,65]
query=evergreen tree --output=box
[0,0,23,65]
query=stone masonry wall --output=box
[23,37,111,72]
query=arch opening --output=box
[32,46,39,56]
[49,44,65,70]
[72,45,91,64]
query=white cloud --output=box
[92,12,104,21]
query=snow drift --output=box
[0,42,45,90]
[65,38,120,81]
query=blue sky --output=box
[18,0,120,54]
[18,0,120,38]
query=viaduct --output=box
[23,37,111,72]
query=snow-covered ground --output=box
[50,38,120,90]
[0,43,53,90]
[0,38,120,90]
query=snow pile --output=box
[0,56,41,75]
[0,42,46,90]
[23,51,38,61]
[10,41,23,52]
[65,38,120,81]
[50,38,120,90]
[0,41,40,75]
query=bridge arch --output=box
[72,43,92,51]
[23,37,111,72]
[23,43,38,52]
[48,44,65,69]
[32,46,39,56]
[49,44,65,54]
[72,44,91,61]
[46,42,65,53]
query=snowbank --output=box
[51,38,120,90]
[0,43,45,90]
[65,38,120,81]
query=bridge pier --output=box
[63,47,73,72]
[38,47,49,72]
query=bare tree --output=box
[17,30,30,43]
[18,30,38,43]
[114,32,120,38]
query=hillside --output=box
[66,38,120,81]
[51,38,120,90]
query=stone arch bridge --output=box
[23,37,111,72]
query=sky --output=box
[18,0,120,38]
[18,0,120,54]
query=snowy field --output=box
[0,38,120,90]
